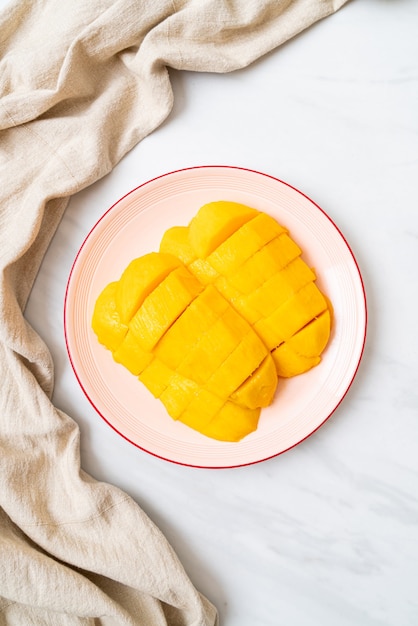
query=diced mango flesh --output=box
[244,257,316,316]
[272,343,321,378]
[286,310,331,357]
[253,282,329,350]
[176,307,254,385]
[206,212,287,275]
[226,234,302,293]
[138,358,173,398]
[188,200,258,258]
[113,331,153,375]
[231,355,277,409]
[179,390,226,430]
[203,402,260,442]
[116,252,181,324]
[160,373,201,419]
[188,258,219,284]
[159,226,196,265]
[155,285,229,369]
[129,265,203,351]
[205,330,268,398]
[159,225,219,283]
[91,201,332,442]
[91,282,128,352]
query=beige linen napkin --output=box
[0,1,348,624]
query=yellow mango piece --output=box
[129,265,203,351]
[214,276,263,324]
[160,373,200,419]
[206,212,287,276]
[113,330,153,375]
[227,295,263,325]
[226,234,302,294]
[159,225,219,284]
[213,275,242,301]
[287,310,331,357]
[155,381,262,441]
[230,354,278,409]
[177,307,251,384]
[254,282,329,350]
[188,201,259,258]
[244,257,316,316]
[159,226,196,265]
[272,343,321,378]
[138,358,174,398]
[178,389,226,432]
[205,330,268,397]
[116,252,181,324]
[203,402,261,442]
[188,258,219,284]
[92,282,128,352]
[155,285,229,369]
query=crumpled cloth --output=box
[0,1,348,624]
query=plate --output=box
[64,166,367,468]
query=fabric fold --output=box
[0,0,348,623]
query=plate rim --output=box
[64,164,368,469]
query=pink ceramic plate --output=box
[64,166,367,468]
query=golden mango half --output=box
[92,250,278,441]
[92,201,332,442]
[162,201,332,376]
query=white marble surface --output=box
[16,0,418,624]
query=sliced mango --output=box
[160,373,200,419]
[91,282,128,352]
[286,310,331,358]
[154,284,229,369]
[272,343,321,378]
[176,306,252,384]
[206,212,286,275]
[138,358,174,398]
[254,282,328,350]
[188,258,219,284]
[188,200,258,258]
[92,200,332,442]
[244,257,316,316]
[129,265,203,351]
[159,226,195,265]
[205,330,268,398]
[230,354,277,409]
[226,234,302,294]
[178,389,226,432]
[113,330,153,375]
[159,224,219,283]
[203,402,260,442]
[214,277,263,324]
[116,252,181,325]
